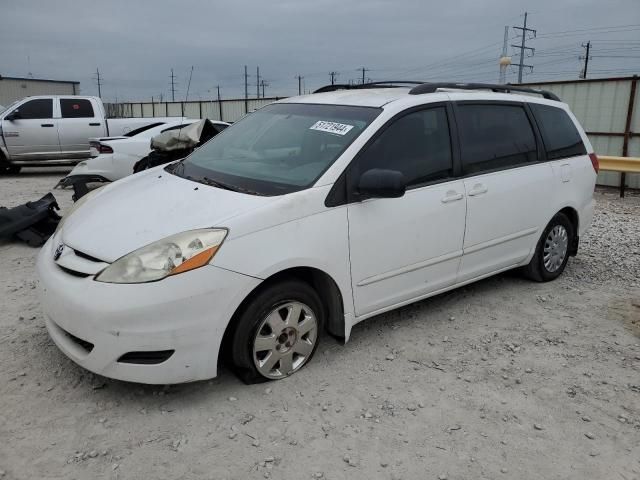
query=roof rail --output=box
[313,81,425,94]
[408,82,561,101]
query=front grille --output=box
[117,350,175,365]
[57,265,91,278]
[73,249,104,263]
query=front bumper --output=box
[36,237,261,384]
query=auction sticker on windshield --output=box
[310,121,354,136]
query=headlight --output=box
[54,188,99,234]
[95,228,227,284]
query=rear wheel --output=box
[229,279,324,383]
[522,212,574,282]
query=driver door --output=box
[2,98,60,159]
[347,105,467,317]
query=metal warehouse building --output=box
[0,76,80,106]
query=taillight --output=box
[98,143,113,154]
[589,153,599,173]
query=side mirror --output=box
[6,109,20,121]
[357,168,406,199]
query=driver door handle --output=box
[441,191,464,203]
[41,123,54,127]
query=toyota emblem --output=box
[53,244,64,261]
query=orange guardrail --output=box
[598,155,640,174]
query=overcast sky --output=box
[1,0,639,102]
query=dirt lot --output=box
[1,170,639,480]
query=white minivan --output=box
[36,82,598,384]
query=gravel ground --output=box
[0,170,639,480]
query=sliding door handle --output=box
[89,122,101,126]
[468,184,488,196]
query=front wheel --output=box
[522,212,574,282]
[229,279,324,383]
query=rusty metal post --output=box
[621,75,638,198]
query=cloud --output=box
[1,0,638,102]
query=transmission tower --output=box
[329,71,339,85]
[512,12,536,83]
[169,68,177,102]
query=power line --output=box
[512,11,536,83]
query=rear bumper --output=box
[36,237,261,384]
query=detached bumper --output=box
[36,237,261,384]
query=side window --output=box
[354,107,453,188]
[60,99,94,118]
[457,104,537,175]
[15,99,53,119]
[530,104,586,160]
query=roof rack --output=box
[313,81,424,94]
[408,82,561,101]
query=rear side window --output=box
[353,107,453,188]
[60,99,94,118]
[457,104,537,175]
[15,99,52,119]
[530,104,586,160]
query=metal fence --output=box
[522,75,639,190]
[104,97,283,123]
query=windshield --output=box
[169,103,380,195]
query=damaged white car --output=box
[37,82,596,384]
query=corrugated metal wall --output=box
[523,76,639,189]
[0,78,78,106]
[104,98,281,124]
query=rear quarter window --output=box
[60,99,94,118]
[530,104,586,160]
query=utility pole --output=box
[244,65,249,113]
[295,75,304,95]
[94,68,102,98]
[217,85,223,121]
[185,66,194,101]
[260,79,269,98]
[170,68,177,102]
[580,41,591,79]
[512,12,536,83]
[329,71,339,85]
[256,66,260,98]
[358,67,369,85]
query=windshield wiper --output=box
[202,177,264,196]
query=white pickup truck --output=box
[0,95,182,173]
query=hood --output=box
[61,169,276,262]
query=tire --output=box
[0,154,21,174]
[522,212,574,282]
[228,279,324,384]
